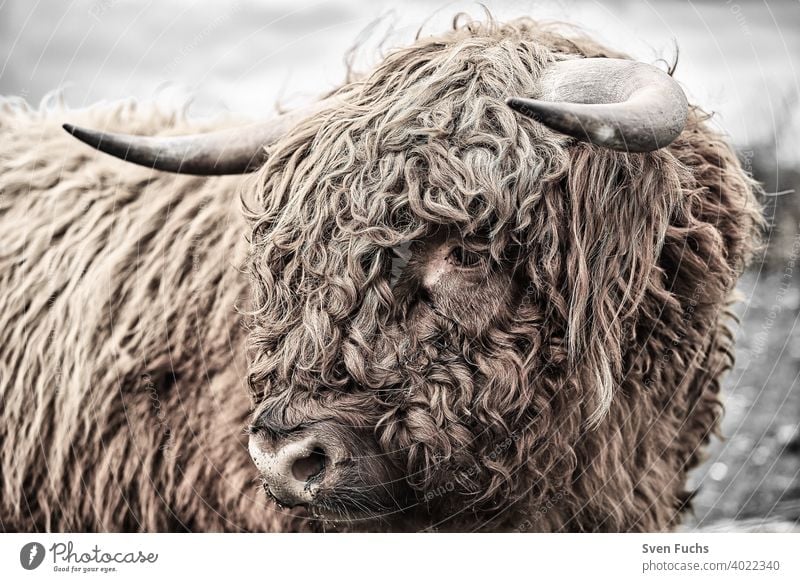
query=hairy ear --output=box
[553,145,684,426]
[665,110,764,284]
[539,111,762,428]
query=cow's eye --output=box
[448,245,483,269]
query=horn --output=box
[506,58,688,152]
[62,99,334,175]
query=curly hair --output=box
[244,16,762,531]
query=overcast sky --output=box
[1,0,798,164]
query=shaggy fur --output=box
[1,17,761,532]
[0,101,306,531]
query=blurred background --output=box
[1,0,798,530]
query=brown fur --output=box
[0,17,761,532]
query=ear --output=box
[558,145,684,426]
[663,111,763,286]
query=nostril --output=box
[291,447,326,482]
[250,433,332,507]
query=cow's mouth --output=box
[260,469,401,524]
[301,488,403,526]
[258,471,405,527]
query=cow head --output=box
[64,19,693,531]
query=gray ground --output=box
[687,270,800,529]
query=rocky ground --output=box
[687,270,800,529]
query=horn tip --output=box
[505,96,525,110]
[506,96,547,118]
[62,123,94,145]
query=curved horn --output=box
[62,99,334,175]
[506,58,688,152]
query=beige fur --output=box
[0,100,308,531]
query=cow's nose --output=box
[248,432,329,507]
